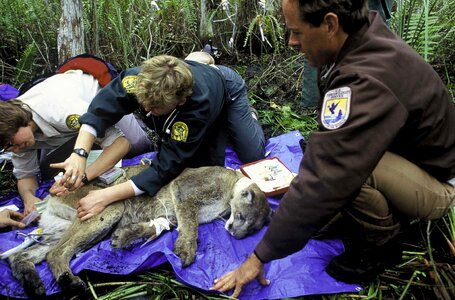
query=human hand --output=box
[49,179,69,196]
[211,253,270,298]
[77,189,108,221]
[0,209,25,229]
[50,154,87,191]
[23,196,40,216]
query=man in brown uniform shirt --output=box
[212,0,455,296]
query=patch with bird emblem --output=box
[66,114,81,130]
[122,75,137,93]
[321,87,351,130]
[171,122,188,142]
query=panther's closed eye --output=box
[235,212,245,222]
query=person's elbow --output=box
[239,145,266,163]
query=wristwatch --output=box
[73,148,88,158]
[82,173,90,185]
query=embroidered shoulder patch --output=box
[171,122,188,142]
[122,75,137,93]
[66,114,81,130]
[321,87,351,130]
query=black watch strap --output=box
[73,148,88,158]
[82,173,90,185]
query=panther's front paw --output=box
[174,237,197,267]
[57,272,87,295]
[110,229,129,248]
[111,224,149,248]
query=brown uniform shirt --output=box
[255,12,455,262]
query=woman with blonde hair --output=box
[53,55,265,221]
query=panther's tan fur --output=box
[8,165,272,298]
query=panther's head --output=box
[225,177,272,239]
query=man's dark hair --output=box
[297,0,369,34]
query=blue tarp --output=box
[0,131,361,299]
[0,84,19,101]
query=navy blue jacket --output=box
[79,60,228,196]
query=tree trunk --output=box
[89,0,99,55]
[199,0,208,43]
[57,0,85,64]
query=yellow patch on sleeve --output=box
[171,122,188,142]
[321,87,351,130]
[122,75,137,93]
[66,114,81,130]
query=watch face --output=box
[74,148,88,158]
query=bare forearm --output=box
[77,180,136,220]
[75,129,96,153]
[17,177,39,203]
[103,181,136,204]
[18,177,41,214]
[85,137,130,181]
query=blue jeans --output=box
[301,59,320,107]
[217,65,265,163]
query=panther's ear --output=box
[241,189,254,204]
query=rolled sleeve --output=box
[80,124,97,138]
[12,151,40,179]
[79,68,142,137]
[131,165,165,196]
[96,125,125,149]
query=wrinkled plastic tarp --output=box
[0,84,19,101]
[0,131,361,299]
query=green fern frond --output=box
[14,43,37,85]
[265,15,284,52]
[181,0,198,33]
[244,14,260,48]
[392,0,446,62]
